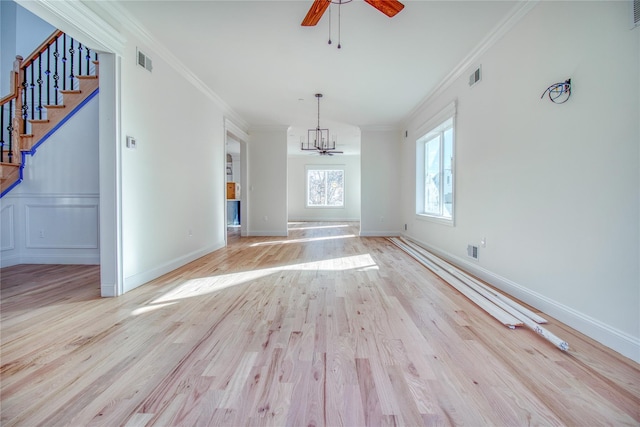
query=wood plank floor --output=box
[1,222,638,426]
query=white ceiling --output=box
[100,0,517,154]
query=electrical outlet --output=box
[481,237,486,247]
[263,216,268,222]
[39,230,45,238]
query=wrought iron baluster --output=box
[62,34,67,91]
[22,68,28,134]
[30,64,35,122]
[45,45,51,106]
[68,37,75,89]
[77,42,82,77]
[37,54,43,119]
[53,38,59,105]
[85,47,91,75]
[1,102,4,162]
[8,100,14,163]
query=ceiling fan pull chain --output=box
[328,4,332,45]
[337,1,342,49]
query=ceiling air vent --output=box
[469,65,481,87]
[633,0,640,28]
[137,48,153,72]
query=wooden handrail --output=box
[0,56,23,106]
[1,28,98,171]
[21,29,64,68]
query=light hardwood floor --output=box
[1,222,638,426]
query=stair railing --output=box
[0,55,22,164]
[0,30,98,164]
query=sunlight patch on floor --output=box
[287,224,351,231]
[250,234,356,247]
[131,301,178,316]
[151,253,377,303]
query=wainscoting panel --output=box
[1,204,15,251]
[25,203,99,249]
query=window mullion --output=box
[439,132,444,216]
[324,172,328,205]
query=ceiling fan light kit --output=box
[301,94,343,156]
[302,0,405,49]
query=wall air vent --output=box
[137,49,153,72]
[467,244,479,260]
[469,65,481,87]
[633,0,640,28]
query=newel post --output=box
[12,55,24,161]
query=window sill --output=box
[415,213,454,227]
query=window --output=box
[306,167,344,207]
[416,102,455,223]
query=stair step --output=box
[44,104,66,110]
[29,119,50,124]
[59,89,81,95]
[0,162,21,179]
[0,162,21,194]
[77,75,98,80]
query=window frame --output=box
[415,101,456,226]
[305,164,346,209]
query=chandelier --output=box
[301,93,338,152]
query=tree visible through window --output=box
[416,102,455,224]
[307,169,344,207]
[423,125,453,217]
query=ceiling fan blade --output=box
[364,0,405,18]
[301,0,331,26]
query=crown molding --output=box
[360,125,401,133]
[16,0,126,55]
[225,118,249,143]
[96,1,249,132]
[404,0,539,125]
[248,124,290,134]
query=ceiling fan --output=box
[301,0,405,27]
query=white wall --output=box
[0,1,17,96]
[247,128,288,236]
[1,95,99,266]
[15,4,54,56]
[7,1,245,295]
[287,154,361,222]
[360,129,402,236]
[0,2,54,95]
[401,1,639,361]
[119,36,227,292]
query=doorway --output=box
[224,119,249,241]
[226,136,241,238]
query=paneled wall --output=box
[0,96,100,266]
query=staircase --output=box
[0,30,99,197]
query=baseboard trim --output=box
[402,234,640,363]
[288,217,360,222]
[101,282,117,297]
[1,254,99,267]
[359,231,400,237]
[123,242,225,293]
[247,231,288,237]
[0,254,20,268]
